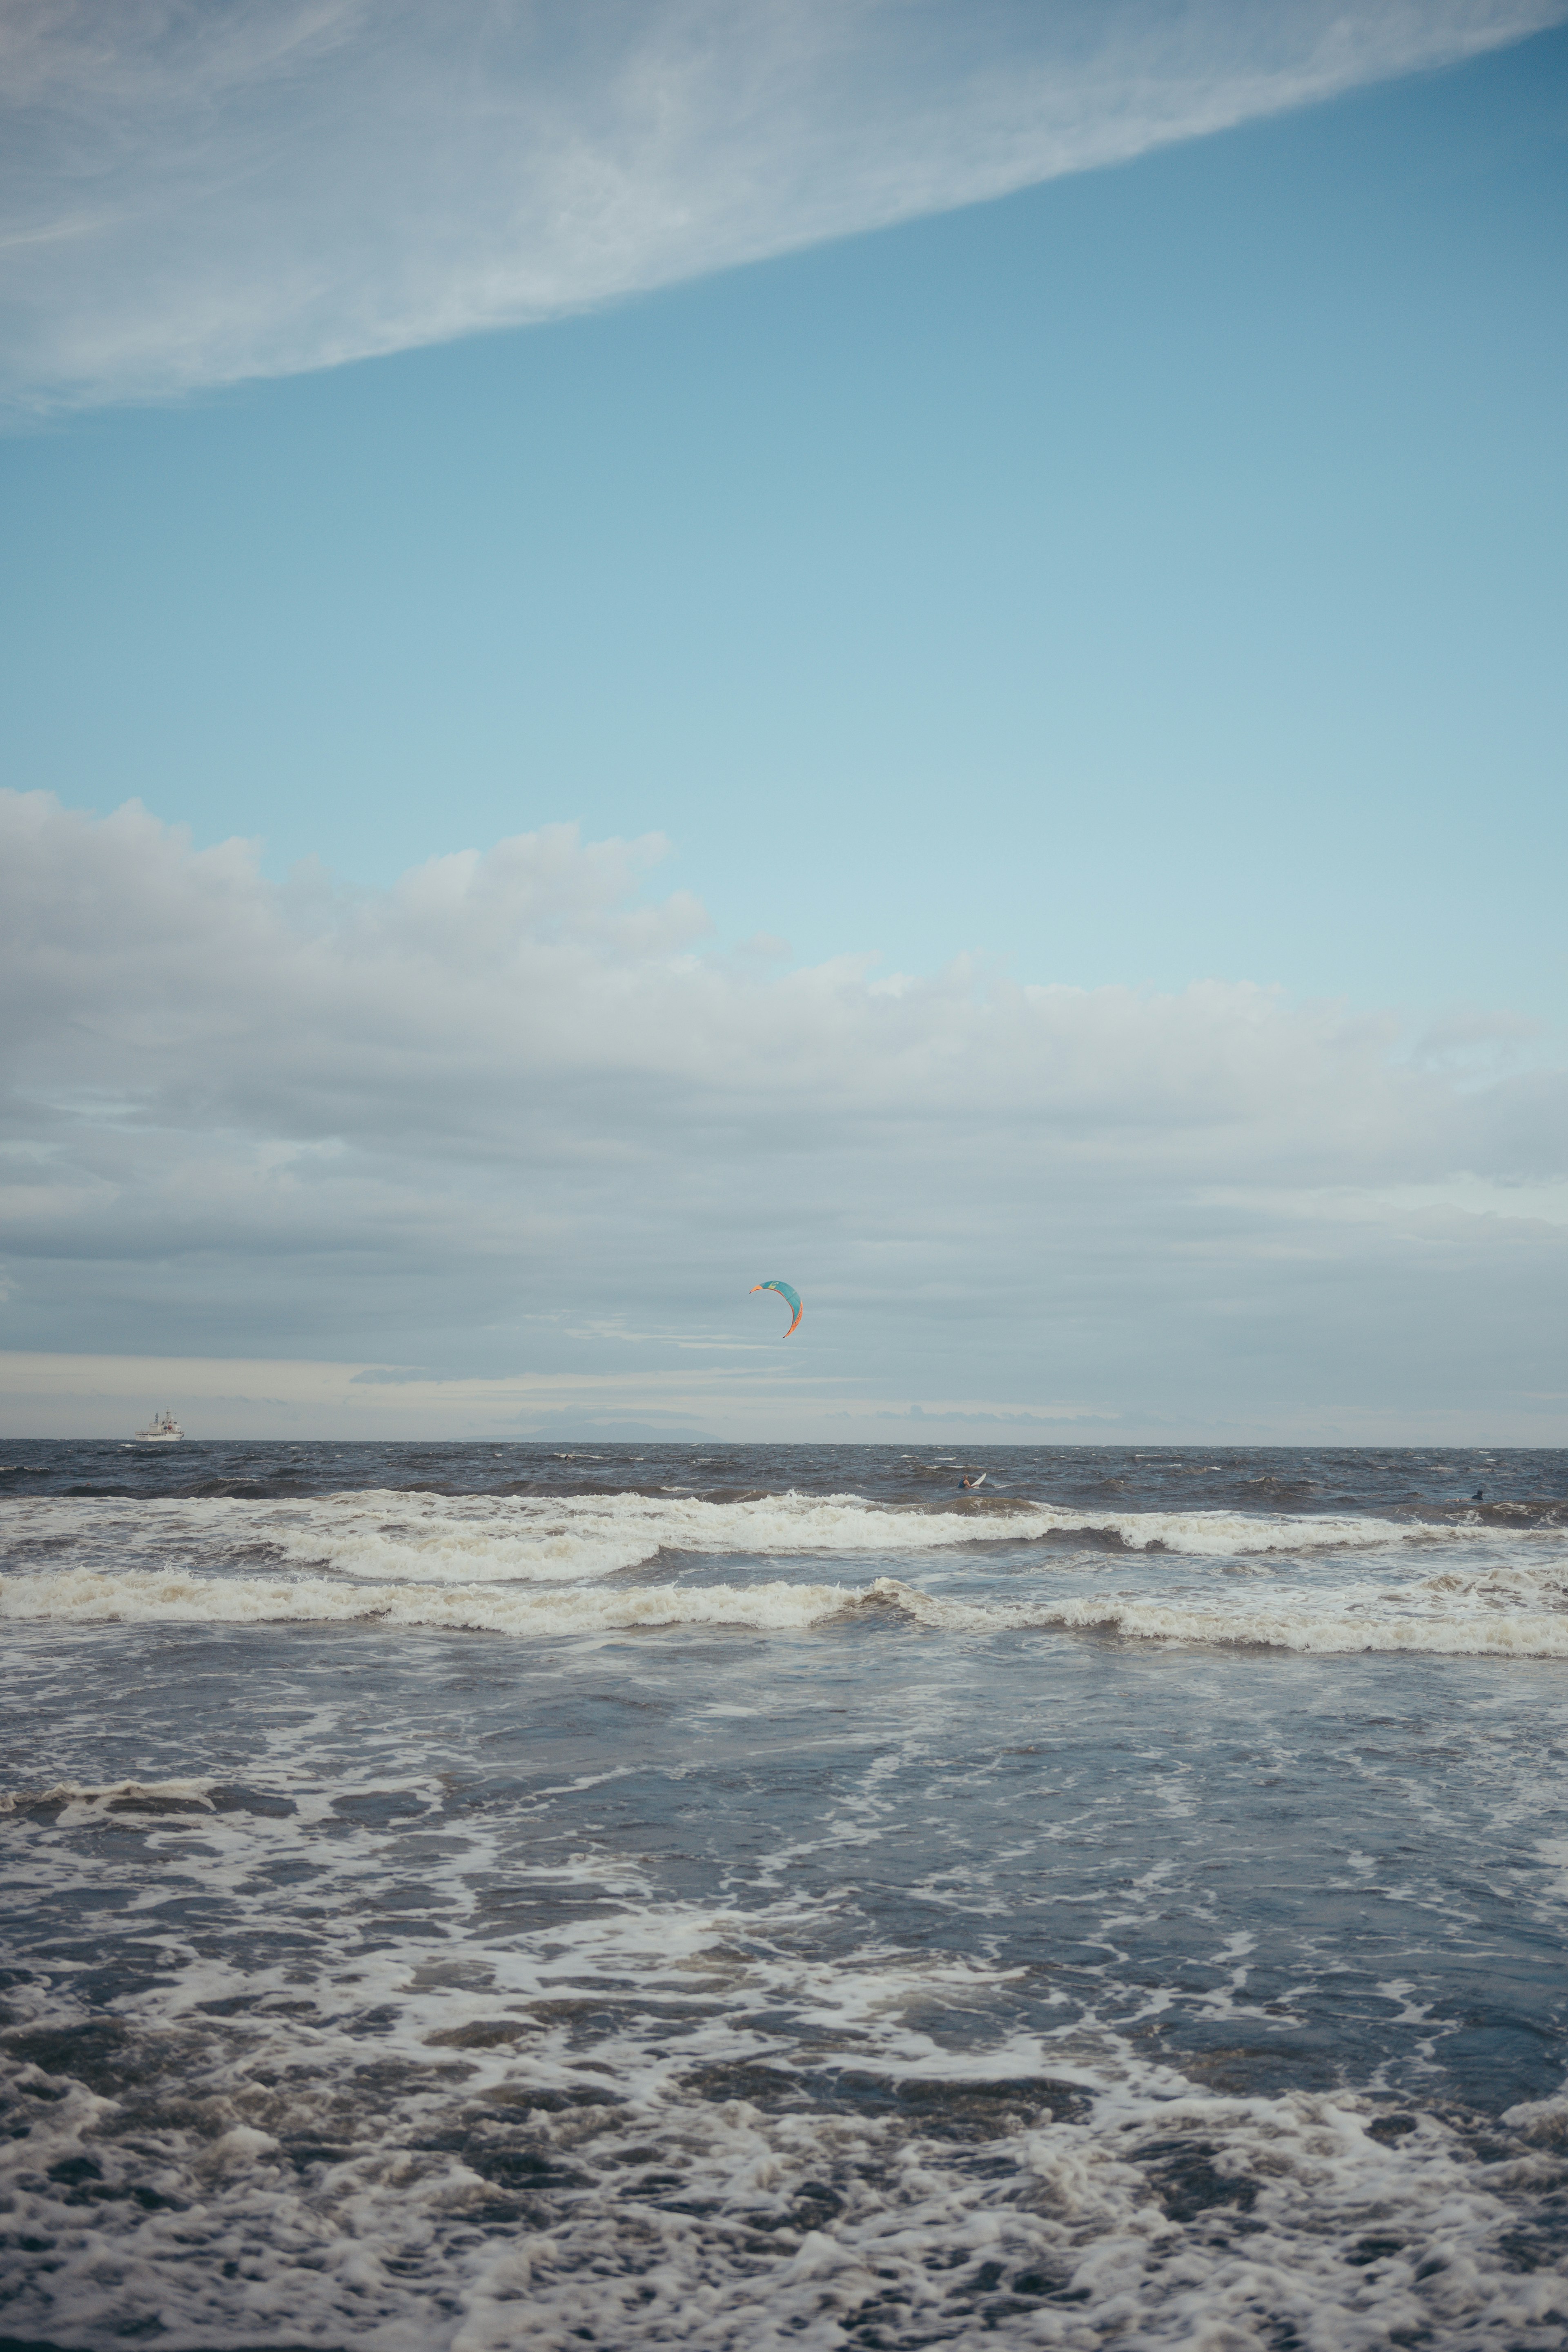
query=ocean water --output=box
[2,1441,1567,2352]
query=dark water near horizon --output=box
[3,1441,1568,2348]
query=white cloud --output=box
[1,0,1561,406]
[2,788,1565,1437]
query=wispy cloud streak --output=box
[1,0,1560,405]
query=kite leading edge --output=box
[750,1280,803,1338]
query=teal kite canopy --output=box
[750,1280,803,1337]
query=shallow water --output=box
[2,1441,1567,2348]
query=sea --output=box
[2,1440,1567,2351]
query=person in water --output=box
[1472,1487,1485,1502]
[960,1471,985,1491]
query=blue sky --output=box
[1,3,1565,1439]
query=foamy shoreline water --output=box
[3,1440,1566,2347]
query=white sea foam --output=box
[7,1561,1568,1657]
[0,1776,218,1815]
[3,1784,1566,2352]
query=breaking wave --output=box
[2,1485,1547,1587]
[8,1563,1568,1656]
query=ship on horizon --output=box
[133,1410,183,1442]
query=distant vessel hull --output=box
[133,1412,184,1441]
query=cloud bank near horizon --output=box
[2,790,1565,1439]
[2,0,1561,407]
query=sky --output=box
[1,0,1566,1443]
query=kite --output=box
[750,1280,803,1338]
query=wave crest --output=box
[9,1486,1548,1589]
[7,1565,1568,1658]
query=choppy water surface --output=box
[2,1440,1567,2349]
